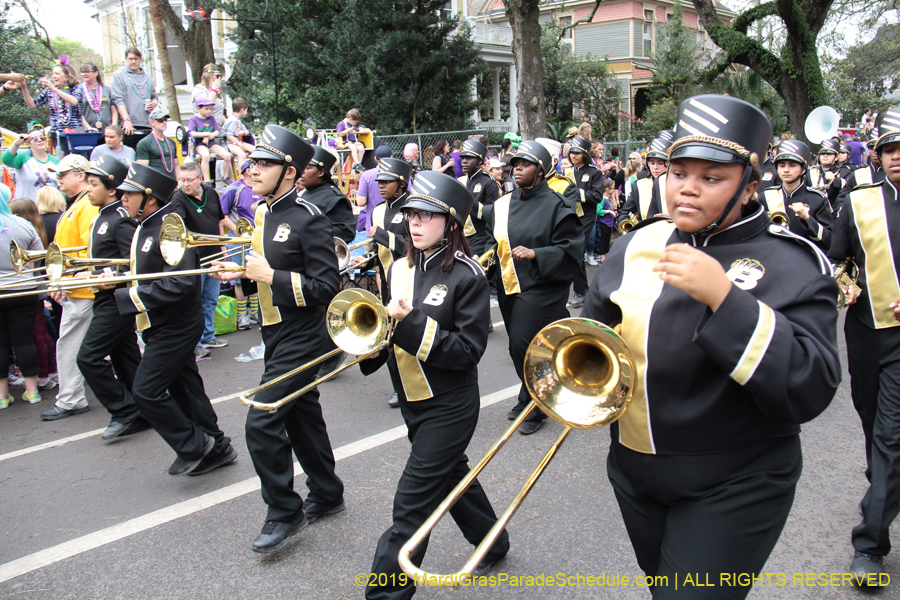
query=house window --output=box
[644,9,653,20]
[643,22,653,56]
[559,16,572,39]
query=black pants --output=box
[246,315,343,522]
[133,318,230,460]
[847,315,900,556]
[571,212,595,295]
[607,436,801,599]
[366,384,509,600]
[76,295,142,420]
[0,295,39,377]
[496,284,570,423]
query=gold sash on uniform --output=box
[563,167,584,217]
[763,188,787,218]
[492,194,521,295]
[128,230,150,332]
[253,203,282,326]
[855,167,873,187]
[372,203,397,275]
[637,177,654,220]
[850,186,900,329]
[389,259,433,401]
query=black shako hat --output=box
[374,158,412,184]
[819,139,839,155]
[249,124,315,168]
[87,155,129,188]
[118,162,177,202]
[774,139,811,167]
[669,94,772,167]
[459,140,487,162]
[868,129,878,149]
[309,145,337,174]
[646,138,673,162]
[875,108,900,152]
[569,136,592,154]
[657,129,676,141]
[512,140,554,177]
[403,171,473,229]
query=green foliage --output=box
[47,37,103,72]
[647,1,705,105]
[0,3,49,133]
[228,0,480,134]
[823,61,883,128]
[633,99,677,140]
[703,68,788,133]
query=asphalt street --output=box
[0,263,897,600]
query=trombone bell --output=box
[617,215,639,235]
[160,214,254,266]
[770,211,789,227]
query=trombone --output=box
[3,241,88,279]
[335,237,376,273]
[0,243,130,290]
[617,214,639,235]
[160,214,254,267]
[240,288,392,413]
[835,259,861,310]
[398,318,635,584]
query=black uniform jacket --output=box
[582,203,840,455]
[568,163,604,216]
[546,172,582,216]
[761,185,833,251]
[484,180,582,296]
[757,157,780,193]
[371,191,408,277]
[114,203,201,332]
[829,179,900,330]
[460,169,500,247]
[361,247,489,402]
[834,164,885,215]
[299,180,356,244]
[89,200,136,297]
[806,164,842,209]
[618,174,666,228]
[252,189,340,327]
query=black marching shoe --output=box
[518,420,543,435]
[388,392,400,408]
[566,293,585,308]
[101,411,144,440]
[304,499,346,524]
[507,404,525,421]
[189,444,238,476]
[849,551,886,586]
[40,404,90,421]
[317,351,347,379]
[252,513,308,554]
[167,435,215,476]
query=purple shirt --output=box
[220,181,262,222]
[188,114,219,147]
[845,139,866,167]
[336,119,358,143]
[451,151,462,179]
[357,168,385,230]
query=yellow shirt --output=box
[54,191,100,299]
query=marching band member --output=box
[828,108,900,580]
[566,136,603,308]
[582,94,840,596]
[76,156,147,440]
[807,138,842,210]
[114,162,234,476]
[760,139,833,251]
[616,138,671,229]
[368,157,412,408]
[213,125,344,553]
[457,140,499,258]
[834,135,885,215]
[485,140,582,435]
[757,138,781,193]
[299,145,356,244]
[536,137,581,216]
[360,171,509,600]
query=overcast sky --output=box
[8,0,103,54]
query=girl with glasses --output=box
[1,125,60,200]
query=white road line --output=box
[0,390,244,463]
[0,384,519,584]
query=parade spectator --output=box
[356,145,392,231]
[90,125,135,164]
[431,139,455,176]
[19,57,84,156]
[488,158,504,185]
[843,133,868,168]
[191,64,225,125]
[111,47,159,135]
[1,127,60,201]
[219,160,262,330]
[401,143,421,183]
[450,139,463,178]
[36,187,65,244]
[189,98,232,184]
[79,61,116,133]
[135,107,179,179]
[223,98,255,168]
[336,108,366,172]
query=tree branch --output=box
[554,0,603,45]
[731,1,778,34]
[14,0,54,58]
[156,0,188,48]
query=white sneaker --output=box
[586,254,599,266]
[237,314,251,330]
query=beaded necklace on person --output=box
[153,132,174,174]
[82,81,102,113]
[184,186,207,213]
[49,87,72,125]
[127,69,150,99]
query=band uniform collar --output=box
[268,188,296,212]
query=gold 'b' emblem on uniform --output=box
[423,284,449,306]
[273,223,291,242]
[97,222,109,235]
[141,237,153,252]
[391,213,404,224]
[726,258,765,291]
[473,183,482,193]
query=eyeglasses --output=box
[404,209,435,223]
[248,159,284,170]
[179,176,200,184]
[28,136,45,142]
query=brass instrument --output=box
[6,241,88,277]
[770,211,789,227]
[159,214,253,267]
[240,288,393,413]
[43,243,129,283]
[835,260,861,310]
[335,237,377,274]
[617,214,639,235]
[476,243,497,269]
[398,318,634,584]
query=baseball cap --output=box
[240,160,252,173]
[148,106,169,121]
[48,154,90,173]
[374,145,392,159]
[195,97,215,108]
[488,158,505,169]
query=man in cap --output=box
[135,106,179,179]
[830,108,900,582]
[584,93,840,594]
[566,135,604,307]
[617,137,671,232]
[114,162,235,476]
[357,145,393,232]
[760,139,833,251]
[220,160,263,329]
[40,155,100,421]
[75,156,147,440]
[458,139,500,258]
[299,145,356,244]
[213,125,344,553]
[484,140,582,434]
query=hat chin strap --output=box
[136,192,150,219]
[695,163,753,236]
[266,163,289,200]
[519,168,542,191]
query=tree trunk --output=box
[157,0,216,85]
[148,0,182,125]
[508,0,547,139]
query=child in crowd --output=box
[336,108,366,172]
[223,98,255,170]
[189,97,232,183]
[589,179,616,264]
